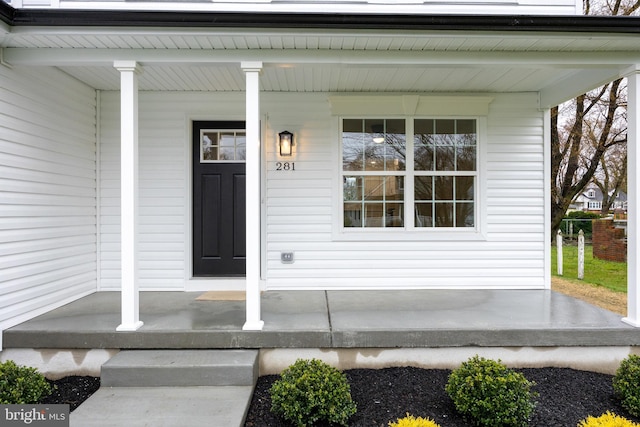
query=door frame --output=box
[184,114,267,291]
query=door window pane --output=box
[201,130,246,162]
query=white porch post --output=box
[623,65,640,327]
[115,60,143,332]
[242,61,265,331]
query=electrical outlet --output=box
[281,252,294,263]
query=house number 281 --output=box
[276,162,295,171]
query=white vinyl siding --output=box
[266,92,545,290]
[97,91,544,291]
[99,92,200,290]
[0,65,97,339]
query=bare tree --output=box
[595,149,627,214]
[584,0,640,15]
[550,0,639,236]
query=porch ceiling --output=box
[3,29,639,106]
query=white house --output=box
[1,0,640,343]
[572,183,628,213]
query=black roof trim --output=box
[3,5,640,33]
[0,1,15,26]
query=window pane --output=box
[364,176,385,200]
[219,133,235,146]
[415,203,433,227]
[202,132,218,161]
[456,202,475,227]
[435,202,454,227]
[385,119,406,171]
[219,147,235,160]
[364,203,384,227]
[343,176,362,201]
[414,143,434,171]
[414,176,433,201]
[386,176,404,201]
[434,176,453,201]
[343,119,364,171]
[344,203,362,227]
[236,133,246,160]
[434,120,456,145]
[344,119,406,172]
[456,176,474,201]
[386,202,404,227]
[414,119,434,171]
[456,145,476,171]
[457,119,476,135]
[365,119,385,144]
[364,143,385,171]
[203,146,218,161]
[435,146,455,171]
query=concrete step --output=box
[70,386,254,427]
[100,349,259,387]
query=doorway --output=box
[192,121,246,276]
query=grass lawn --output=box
[551,244,627,293]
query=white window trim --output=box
[332,114,488,242]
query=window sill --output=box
[332,228,486,242]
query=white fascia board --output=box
[539,67,626,108]
[49,0,580,15]
[5,46,640,67]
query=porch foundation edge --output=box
[258,346,640,376]
[1,346,637,378]
[0,348,120,380]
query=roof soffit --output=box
[1,9,638,102]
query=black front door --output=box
[193,121,246,276]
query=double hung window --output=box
[341,117,477,230]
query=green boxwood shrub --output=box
[270,358,357,427]
[389,413,441,427]
[578,411,640,427]
[613,355,640,417]
[0,360,51,404]
[445,355,537,427]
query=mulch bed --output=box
[40,376,101,411]
[244,367,640,427]
[39,366,640,425]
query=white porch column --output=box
[623,65,640,327]
[242,61,264,331]
[115,61,143,332]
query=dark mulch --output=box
[40,376,100,411]
[244,367,640,427]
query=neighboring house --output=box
[571,184,628,213]
[2,0,640,343]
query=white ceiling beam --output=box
[4,47,640,67]
[539,68,623,108]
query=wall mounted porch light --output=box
[278,130,294,156]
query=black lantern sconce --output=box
[278,130,294,156]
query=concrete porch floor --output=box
[4,289,640,351]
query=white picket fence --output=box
[556,229,585,280]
